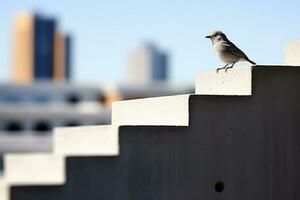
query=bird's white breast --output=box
[213,41,237,64]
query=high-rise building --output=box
[127,43,168,84]
[12,12,35,83]
[65,35,72,80]
[54,32,72,81]
[12,12,72,84]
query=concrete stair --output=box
[285,40,300,65]
[2,65,300,200]
[54,125,119,156]
[0,179,8,200]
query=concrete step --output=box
[112,94,191,126]
[0,124,120,200]
[54,125,119,156]
[195,66,252,95]
[4,153,65,185]
[285,40,300,65]
[0,179,8,200]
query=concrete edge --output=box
[112,94,191,126]
[195,65,300,95]
[0,179,9,200]
[284,40,300,65]
[3,153,65,186]
[195,66,252,95]
[54,125,119,156]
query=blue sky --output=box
[1,0,300,84]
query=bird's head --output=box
[205,31,227,44]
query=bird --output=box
[205,31,256,72]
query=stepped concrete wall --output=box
[7,66,300,200]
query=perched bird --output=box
[206,31,256,72]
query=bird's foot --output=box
[217,64,229,73]
[225,65,234,73]
[216,67,225,73]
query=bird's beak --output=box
[205,35,211,39]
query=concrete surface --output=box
[285,40,300,65]
[4,154,65,185]
[0,179,8,200]
[112,94,190,126]
[195,66,252,95]
[54,125,119,156]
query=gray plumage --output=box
[206,31,256,72]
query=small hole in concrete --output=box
[215,181,224,193]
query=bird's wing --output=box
[225,41,249,60]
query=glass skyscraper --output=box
[34,14,56,80]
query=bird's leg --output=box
[216,64,228,73]
[225,62,236,72]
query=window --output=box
[5,121,24,132]
[65,94,81,105]
[33,121,51,133]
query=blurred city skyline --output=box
[12,12,72,84]
[1,0,300,84]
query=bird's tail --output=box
[246,58,256,65]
